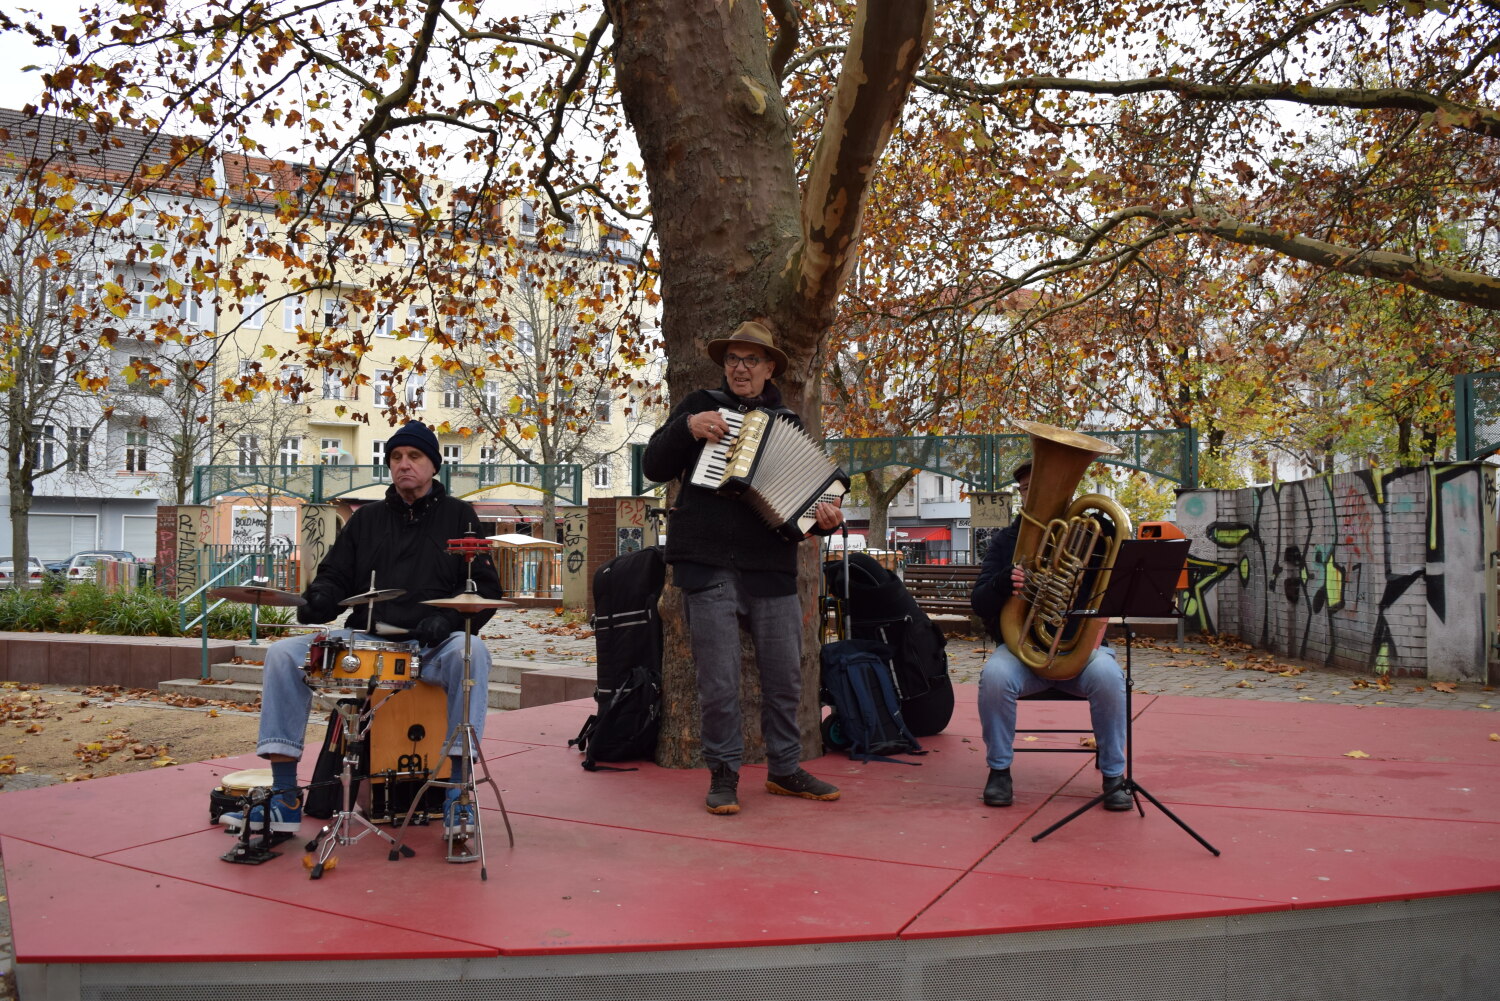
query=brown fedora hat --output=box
[706,320,789,376]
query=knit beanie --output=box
[386,421,442,470]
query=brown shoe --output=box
[765,768,840,801]
[706,764,740,814]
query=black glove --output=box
[296,593,340,625]
[414,615,452,648]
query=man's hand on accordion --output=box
[813,498,844,532]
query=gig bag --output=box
[571,545,666,771]
[822,551,954,737]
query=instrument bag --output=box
[819,531,925,763]
[571,545,667,771]
[821,551,954,737]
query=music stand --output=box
[1030,538,1220,855]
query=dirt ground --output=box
[0,683,317,790]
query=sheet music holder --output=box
[1032,535,1220,855]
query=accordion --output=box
[689,407,849,542]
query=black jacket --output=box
[303,480,504,634]
[642,383,824,576]
[970,522,1020,642]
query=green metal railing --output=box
[193,461,584,505]
[177,552,276,680]
[631,426,1197,494]
[1455,371,1500,461]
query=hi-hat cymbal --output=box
[208,585,307,607]
[338,587,407,607]
[421,592,515,611]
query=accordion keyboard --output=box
[687,408,745,490]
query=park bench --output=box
[901,563,981,618]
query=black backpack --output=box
[571,545,666,771]
[819,638,924,763]
[823,552,954,737]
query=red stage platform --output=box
[2,687,1498,1000]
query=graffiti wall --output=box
[1175,464,1497,681]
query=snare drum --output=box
[304,638,421,691]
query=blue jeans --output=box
[256,628,491,759]
[977,643,1127,776]
[682,569,803,774]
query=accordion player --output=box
[689,407,850,542]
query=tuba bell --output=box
[999,419,1132,681]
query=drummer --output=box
[220,421,504,855]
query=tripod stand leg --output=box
[1128,780,1220,856]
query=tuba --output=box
[999,420,1132,681]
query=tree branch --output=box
[922,73,1500,139]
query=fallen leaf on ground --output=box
[1433,682,1458,693]
[1344,750,1370,758]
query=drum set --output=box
[208,536,514,880]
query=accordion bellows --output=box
[689,408,849,542]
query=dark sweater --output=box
[642,383,816,576]
[304,480,505,634]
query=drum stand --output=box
[389,609,513,879]
[306,692,415,879]
[389,535,514,880]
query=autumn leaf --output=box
[1344,750,1370,759]
[1432,682,1458,693]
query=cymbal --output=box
[421,592,515,611]
[208,585,307,607]
[338,587,407,607]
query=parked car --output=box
[55,551,137,582]
[0,557,47,587]
[43,549,136,574]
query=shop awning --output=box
[891,526,951,542]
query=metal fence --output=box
[496,548,564,599]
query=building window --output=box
[31,425,55,469]
[280,365,305,402]
[178,292,202,325]
[243,291,267,329]
[323,296,346,329]
[406,374,425,409]
[482,380,500,413]
[371,440,388,479]
[519,201,536,236]
[66,426,90,472]
[404,239,420,263]
[322,369,345,400]
[124,431,148,473]
[283,295,305,330]
[277,436,301,468]
[237,435,263,471]
[244,220,268,258]
[516,449,533,485]
[442,375,461,409]
[320,438,343,466]
[592,461,611,490]
[380,175,401,203]
[374,302,397,337]
[442,444,462,466]
[478,445,498,484]
[594,398,610,422]
[374,369,394,406]
[515,320,535,355]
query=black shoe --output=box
[983,768,1013,807]
[1102,775,1133,811]
[765,768,840,801]
[706,764,740,815]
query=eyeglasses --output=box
[724,353,767,369]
